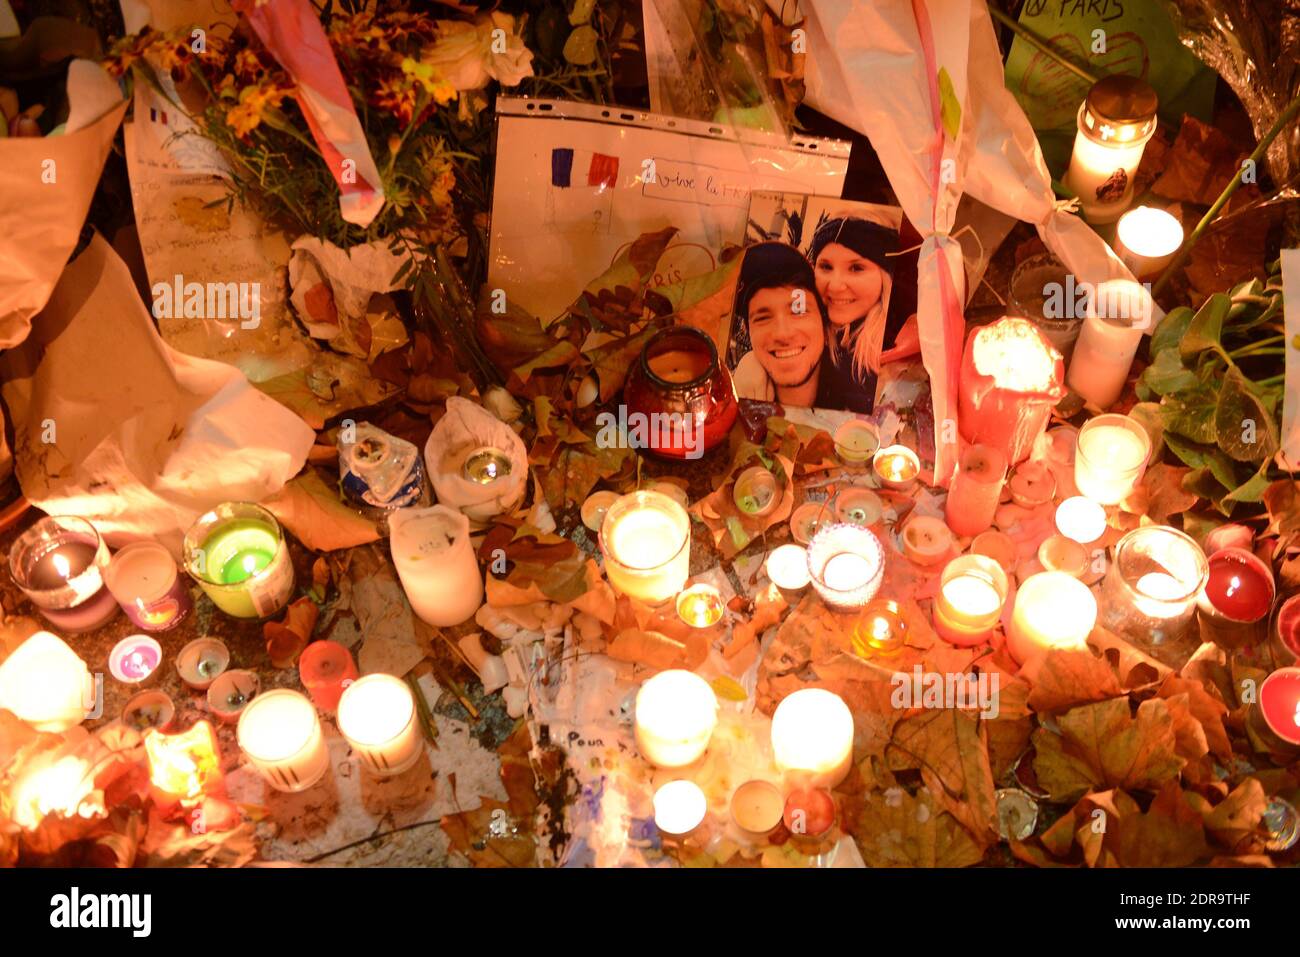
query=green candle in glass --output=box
[184,504,294,619]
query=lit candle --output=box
[425,398,528,521]
[1037,535,1090,579]
[599,490,691,605]
[958,317,1065,466]
[872,444,920,491]
[1115,206,1183,279]
[206,669,260,724]
[1099,526,1207,646]
[389,504,484,627]
[462,446,513,485]
[807,523,885,611]
[0,631,94,732]
[1254,668,1300,749]
[765,543,811,592]
[1270,594,1300,668]
[236,689,330,792]
[1066,280,1153,411]
[676,583,725,629]
[933,555,1009,646]
[834,419,881,466]
[1073,413,1151,505]
[175,637,230,691]
[901,515,954,567]
[653,780,708,838]
[1006,571,1097,665]
[1055,496,1107,544]
[1197,547,1276,648]
[634,670,718,768]
[107,635,162,685]
[945,444,1007,538]
[770,688,854,788]
[1063,75,1158,223]
[337,674,424,777]
[183,503,294,619]
[145,720,222,806]
[298,640,358,711]
[11,752,105,831]
[104,541,192,632]
[734,466,779,517]
[852,598,909,657]
[8,516,118,633]
[730,779,784,841]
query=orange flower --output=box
[225,82,292,138]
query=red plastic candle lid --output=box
[1205,549,1274,623]
[298,640,358,709]
[1259,669,1300,746]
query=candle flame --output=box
[52,552,71,580]
[1226,575,1241,599]
[242,554,259,576]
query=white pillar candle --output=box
[236,689,330,792]
[653,780,708,837]
[1115,206,1183,278]
[0,631,94,732]
[1007,572,1098,665]
[1064,76,1158,223]
[1055,496,1107,544]
[1074,413,1152,505]
[634,670,717,768]
[599,490,691,605]
[337,674,423,777]
[1066,280,1152,411]
[389,505,484,627]
[771,688,854,788]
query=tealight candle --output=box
[771,688,854,788]
[1253,668,1300,750]
[933,555,1009,646]
[175,637,230,691]
[1067,280,1152,411]
[1197,547,1276,648]
[107,635,162,685]
[807,523,885,611]
[765,543,811,593]
[0,631,94,732]
[389,505,484,627]
[1037,535,1090,579]
[1115,206,1183,279]
[1055,496,1107,544]
[945,444,1007,537]
[789,501,827,545]
[676,583,725,629]
[853,598,908,656]
[872,444,920,491]
[122,690,175,733]
[1006,571,1097,665]
[104,541,192,632]
[1064,75,1158,223]
[1269,594,1300,668]
[298,640,358,711]
[580,490,620,532]
[634,670,718,768]
[145,720,222,806]
[599,490,691,605]
[834,419,881,466]
[461,446,513,485]
[1074,413,1151,505]
[237,689,331,792]
[1099,526,1208,646]
[183,503,294,619]
[337,673,424,777]
[1007,460,1056,508]
[730,780,784,840]
[8,516,118,633]
[653,780,708,838]
[206,669,260,724]
[971,530,1018,572]
[834,487,883,527]
[901,515,954,567]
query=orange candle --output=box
[299,640,358,711]
[945,444,1007,537]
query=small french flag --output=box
[149,107,168,124]
[551,148,619,189]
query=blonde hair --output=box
[826,270,893,377]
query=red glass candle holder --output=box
[299,640,359,711]
[622,325,737,459]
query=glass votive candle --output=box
[107,635,162,686]
[653,779,708,838]
[299,640,358,711]
[807,523,885,612]
[8,516,118,633]
[337,674,423,777]
[1009,252,1083,360]
[771,688,854,788]
[933,555,1009,647]
[834,487,884,527]
[1006,571,1097,665]
[176,637,230,691]
[1198,547,1276,649]
[599,490,691,605]
[1115,205,1183,279]
[1250,667,1300,752]
[236,689,330,792]
[1074,414,1151,505]
[852,598,908,657]
[834,419,881,467]
[183,503,294,619]
[872,445,920,491]
[1099,526,1208,647]
[104,541,192,632]
[676,583,725,629]
[634,670,718,768]
[733,466,779,518]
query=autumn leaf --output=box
[854,787,985,868]
[1188,778,1268,855]
[265,597,319,668]
[263,469,380,552]
[441,796,535,868]
[1156,674,1232,761]
[887,708,998,847]
[1022,647,1125,714]
[1062,785,1207,867]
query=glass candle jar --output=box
[104,541,192,632]
[1007,571,1097,665]
[1064,75,1158,223]
[1115,206,1183,279]
[622,325,738,459]
[1009,252,1083,360]
[771,688,854,788]
[807,523,884,611]
[236,689,330,793]
[933,554,1009,647]
[183,503,294,619]
[634,669,718,768]
[8,516,119,633]
[599,489,691,605]
[336,674,423,777]
[1100,526,1208,647]
[1074,413,1151,505]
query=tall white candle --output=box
[1067,280,1152,410]
[236,689,330,792]
[0,631,93,732]
[1074,413,1152,505]
[770,688,854,787]
[337,674,423,777]
[1007,572,1097,665]
[389,505,484,627]
[600,490,690,605]
[634,670,717,768]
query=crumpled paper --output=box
[426,396,528,522]
[287,236,411,360]
[0,59,125,349]
[0,233,315,555]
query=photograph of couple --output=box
[727,195,906,413]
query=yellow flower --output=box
[400,57,456,105]
[225,83,291,138]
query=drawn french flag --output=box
[551,148,620,189]
[234,0,384,227]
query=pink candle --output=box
[945,445,1007,537]
[1198,548,1275,647]
[1257,668,1300,747]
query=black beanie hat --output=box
[807,217,897,271]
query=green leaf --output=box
[1140,347,1200,397]
[1162,391,1218,445]
[563,24,599,65]
[1150,306,1193,358]
[1183,468,1234,516]
[1224,465,1272,504]
[1128,401,1165,460]
[1163,431,1217,470]
[1179,294,1231,361]
[1215,366,1280,463]
[937,67,962,140]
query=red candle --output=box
[1272,594,1300,666]
[1258,668,1300,747]
[298,640,358,711]
[945,444,1007,537]
[782,787,836,840]
[1198,548,1274,649]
